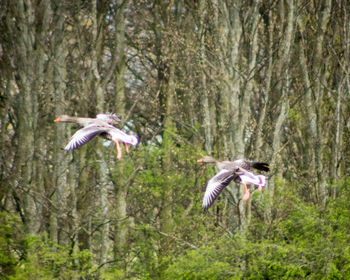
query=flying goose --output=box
[197,156,269,209]
[54,113,138,160]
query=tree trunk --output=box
[10,0,41,235]
[215,0,246,231]
[89,0,111,265]
[160,61,175,234]
[330,85,343,199]
[51,3,70,245]
[330,10,350,198]
[267,0,295,222]
[298,0,331,206]
[255,2,273,159]
[240,1,260,230]
[112,1,130,269]
[199,0,213,155]
[217,0,242,159]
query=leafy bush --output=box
[162,180,350,280]
[164,249,237,280]
[0,213,96,280]
[0,212,23,279]
[8,235,97,279]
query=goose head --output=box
[54,115,76,123]
[197,156,217,164]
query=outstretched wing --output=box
[202,169,235,210]
[64,124,106,151]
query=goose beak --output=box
[54,117,61,122]
[197,158,203,163]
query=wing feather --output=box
[202,169,235,210]
[64,124,106,151]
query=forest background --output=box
[1,0,350,279]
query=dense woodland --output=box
[1,0,350,279]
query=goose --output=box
[54,113,138,160]
[197,156,269,209]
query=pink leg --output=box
[258,185,263,192]
[123,142,130,154]
[242,183,250,201]
[115,140,122,160]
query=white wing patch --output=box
[236,167,266,187]
[109,128,139,146]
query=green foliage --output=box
[3,168,350,279]
[164,249,236,280]
[118,141,350,279]
[162,179,350,280]
[2,173,350,279]
[101,266,125,280]
[288,108,301,123]
[8,234,96,280]
[164,237,308,280]
[0,215,97,280]
[0,213,23,279]
[129,142,207,218]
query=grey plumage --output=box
[198,156,269,209]
[55,113,138,159]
